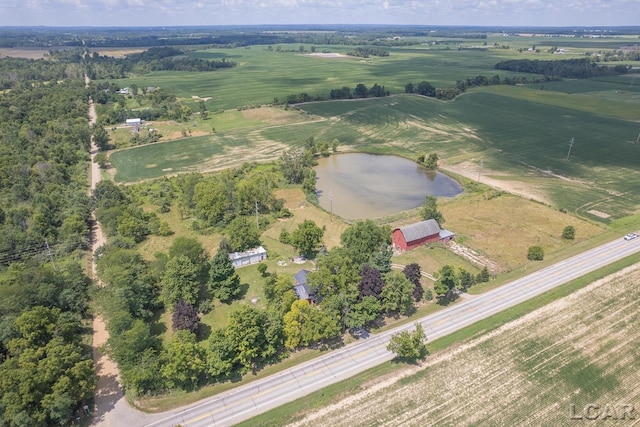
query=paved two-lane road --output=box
[140,235,640,427]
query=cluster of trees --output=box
[282,82,389,105]
[94,180,170,244]
[433,265,490,304]
[347,47,389,58]
[417,153,439,170]
[268,220,421,351]
[96,234,249,395]
[405,73,552,101]
[280,136,339,196]
[85,47,235,80]
[0,57,84,90]
[0,55,96,424]
[494,58,630,79]
[0,64,93,263]
[329,82,389,100]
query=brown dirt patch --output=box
[0,48,52,59]
[242,106,298,125]
[443,160,551,205]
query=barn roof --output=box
[396,219,441,243]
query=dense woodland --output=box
[0,58,96,425]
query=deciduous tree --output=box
[161,255,201,307]
[387,323,428,361]
[209,250,241,302]
[290,219,324,258]
[381,271,415,315]
[420,195,445,226]
[172,299,200,333]
[340,220,391,265]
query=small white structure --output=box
[125,118,142,126]
[229,246,267,268]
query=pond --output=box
[314,153,462,220]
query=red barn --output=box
[392,219,442,252]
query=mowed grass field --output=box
[285,265,640,427]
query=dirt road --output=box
[87,85,129,426]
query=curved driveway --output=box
[136,236,640,427]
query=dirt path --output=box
[87,81,128,426]
[441,160,551,205]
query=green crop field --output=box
[108,34,640,221]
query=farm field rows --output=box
[287,265,640,427]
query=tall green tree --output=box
[387,323,428,361]
[307,248,360,303]
[209,250,241,302]
[161,331,206,390]
[420,195,444,226]
[161,255,201,307]
[226,216,261,252]
[291,219,324,258]
[283,300,340,349]
[434,264,459,303]
[381,271,415,315]
[340,220,391,265]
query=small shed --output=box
[125,118,141,126]
[293,269,314,302]
[229,246,267,268]
[392,219,455,252]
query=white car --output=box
[624,233,638,241]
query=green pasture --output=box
[109,134,226,181]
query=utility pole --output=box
[255,201,259,230]
[636,131,640,144]
[477,159,483,182]
[45,239,56,270]
[566,137,575,161]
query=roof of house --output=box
[294,269,311,286]
[228,246,266,261]
[396,219,441,243]
[294,284,311,300]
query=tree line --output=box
[280,82,389,105]
[494,58,630,79]
[0,54,96,425]
[84,47,235,81]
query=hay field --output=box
[288,265,640,427]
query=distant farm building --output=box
[293,269,315,302]
[125,118,142,132]
[229,246,267,268]
[392,219,455,252]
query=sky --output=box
[1,0,639,28]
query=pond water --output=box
[315,153,462,220]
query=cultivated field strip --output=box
[289,266,640,427]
